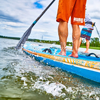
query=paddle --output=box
[15,0,55,50]
[95,25,100,39]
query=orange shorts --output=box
[56,0,87,25]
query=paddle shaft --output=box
[33,0,55,26]
[95,25,100,39]
[15,0,55,50]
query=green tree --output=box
[90,37,99,47]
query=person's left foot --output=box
[69,54,78,58]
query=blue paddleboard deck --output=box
[22,43,100,83]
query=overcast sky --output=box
[0,0,100,41]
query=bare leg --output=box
[69,25,80,58]
[58,21,68,56]
[85,39,89,53]
[78,37,82,50]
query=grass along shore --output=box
[80,46,100,50]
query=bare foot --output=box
[84,50,89,53]
[69,54,78,58]
[58,51,66,56]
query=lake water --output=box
[0,38,100,100]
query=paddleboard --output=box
[22,43,100,83]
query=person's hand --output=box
[93,22,95,26]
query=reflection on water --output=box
[0,38,100,100]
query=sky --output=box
[0,0,100,41]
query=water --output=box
[0,38,100,100]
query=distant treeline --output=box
[81,37,100,47]
[0,35,21,40]
[0,35,100,47]
[0,35,72,46]
[0,35,37,41]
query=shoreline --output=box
[0,35,100,50]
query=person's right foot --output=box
[84,50,89,53]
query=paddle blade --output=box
[15,24,33,50]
